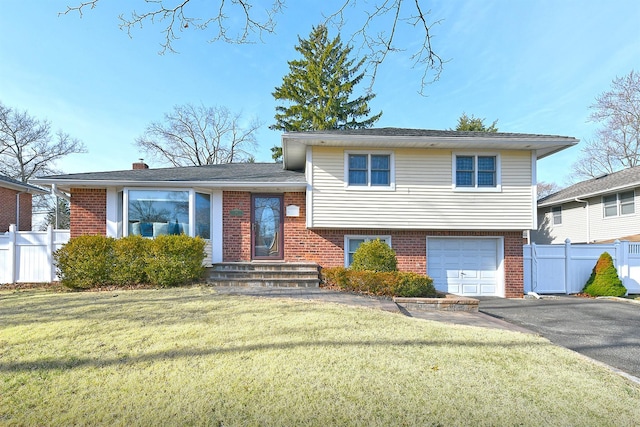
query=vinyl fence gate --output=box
[524,239,640,295]
[0,225,70,284]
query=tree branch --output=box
[63,0,444,91]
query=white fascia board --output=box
[30,179,307,191]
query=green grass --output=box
[1,286,640,426]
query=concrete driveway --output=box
[478,296,640,379]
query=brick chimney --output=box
[133,159,149,170]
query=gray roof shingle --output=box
[539,166,640,206]
[290,127,577,140]
[36,163,305,184]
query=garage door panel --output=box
[427,237,501,297]
[446,270,460,279]
[481,284,496,294]
[462,284,480,294]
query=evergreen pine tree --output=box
[270,25,382,132]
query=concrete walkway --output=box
[212,287,531,333]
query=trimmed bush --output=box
[351,239,398,272]
[112,235,150,285]
[144,234,206,287]
[54,235,116,289]
[54,234,206,289]
[322,267,437,298]
[582,252,626,297]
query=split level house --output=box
[32,128,578,298]
[0,174,47,231]
[532,165,640,244]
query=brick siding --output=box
[69,188,106,237]
[0,187,33,231]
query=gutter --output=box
[574,197,590,243]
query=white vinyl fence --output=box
[524,239,640,295]
[0,224,70,284]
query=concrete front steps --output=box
[206,262,321,287]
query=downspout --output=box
[574,197,590,243]
[15,190,27,230]
[51,184,71,201]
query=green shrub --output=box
[144,235,206,287]
[351,239,398,272]
[582,252,626,297]
[322,267,436,298]
[112,235,150,285]
[55,234,206,289]
[54,235,116,289]
[392,272,437,297]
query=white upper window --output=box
[452,154,501,191]
[603,191,635,218]
[345,151,395,190]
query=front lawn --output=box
[1,287,639,426]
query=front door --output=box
[251,195,284,260]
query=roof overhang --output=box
[30,178,307,193]
[1,181,48,194]
[282,131,579,170]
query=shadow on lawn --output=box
[0,337,548,373]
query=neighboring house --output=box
[32,128,577,298]
[0,174,47,231]
[533,166,640,244]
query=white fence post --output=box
[615,239,630,295]
[564,239,571,294]
[7,224,17,283]
[47,225,55,282]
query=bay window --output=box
[123,189,212,238]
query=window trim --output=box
[122,187,213,239]
[344,235,392,267]
[344,151,396,191]
[451,152,501,192]
[603,190,635,218]
[551,206,562,226]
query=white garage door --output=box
[427,238,501,297]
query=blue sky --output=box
[1,0,639,187]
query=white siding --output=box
[534,201,589,244]
[590,190,639,241]
[310,147,533,230]
[533,188,640,244]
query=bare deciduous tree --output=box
[0,101,86,182]
[62,0,444,93]
[572,70,640,179]
[136,104,261,166]
[537,181,561,199]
